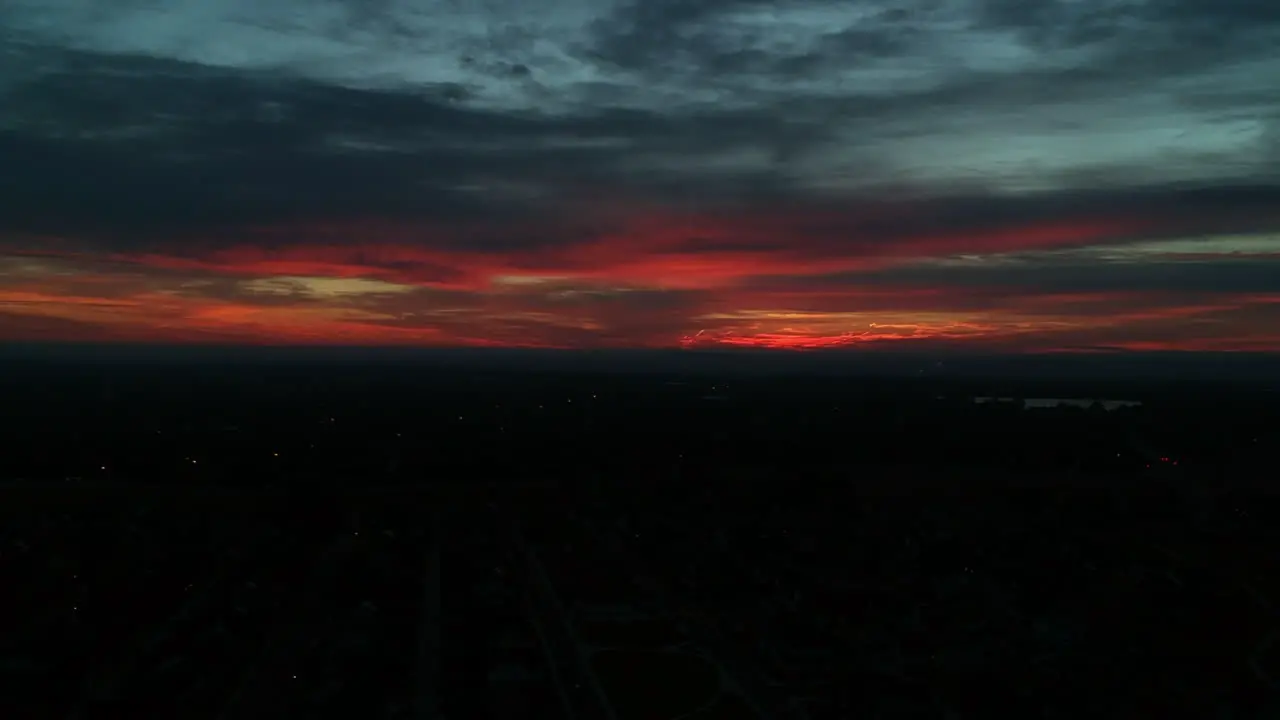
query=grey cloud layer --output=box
[2,0,1278,254]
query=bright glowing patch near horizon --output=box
[240,276,417,299]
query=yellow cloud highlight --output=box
[239,275,417,298]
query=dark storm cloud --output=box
[2,0,1278,250]
[0,47,833,245]
[588,0,912,78]
[3,30,1277,254]
[588,0,1277,100]
[978,0,1280,40]
[839,257,1280,296]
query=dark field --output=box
[3,360,1279,718]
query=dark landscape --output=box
[2,349,1279,719]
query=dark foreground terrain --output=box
[2,356,1279,718]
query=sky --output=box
[1,0,1279,352]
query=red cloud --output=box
[2,205,1277,350]
[83,206,1153,291]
